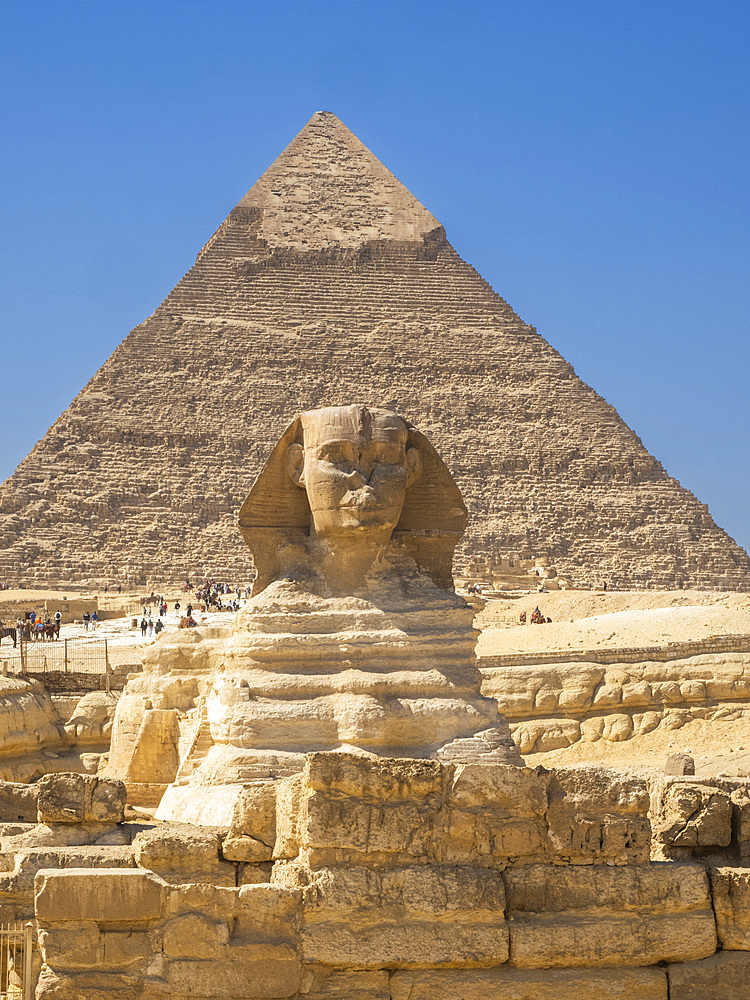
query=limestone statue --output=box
[238,403,467,595]
[108,405,522,823]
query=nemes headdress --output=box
[238,405,467,594]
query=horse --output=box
[0,624,17,648]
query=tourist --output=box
[154,619,164,635]
[174,601,181,615]
[140,618,147,637]
[82,611,91,631]
[147,619,154,637]
[91,611,98,626]
[186,603,193,618]
[54,610,61,637]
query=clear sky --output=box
[1,2,749,552]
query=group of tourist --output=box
[14,610,63,640]
[519,607,553,625]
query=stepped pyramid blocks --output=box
[1,111,748,589]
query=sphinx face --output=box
[294,406,421,542]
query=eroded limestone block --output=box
[652,778,732,852]
[282,863,509,968]
[36,773,126,825]
[223,780,277,862]
[446,764,547,865]
[504,863,716,968]
[710,866,750,949]
[300,753,450,867]
[35,868,167,923]
[390,967,668,1000]
[668,951,750,1000]
[301,968,390,999]
[132,824,234,885]
[545,766,651,864]
[0,780,38,822]
[665,753,695,776]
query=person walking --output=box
[83,611,91,632]
[147,619,154,637]
[140,617,147,637]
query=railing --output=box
[2,638,110,676]
[0,922,33,1000]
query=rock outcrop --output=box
[0,111,747,590]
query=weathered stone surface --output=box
[3,111,747,594]
[710,866,750,949]
[668,951,750,1000]
[36,773,126,825]
[665,752,695,776]
[545,766,651,864]
[132,824,234,885]
[223,780,277,862]
[35,868,167,923]
[446,763,547,865]
[0,779,38,822]
[390,967,668,999]
[652,778,733,852]
[504,864,716,967]
[282,864,509,968]
[63,691,118,745]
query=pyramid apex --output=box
[232,112,441,250]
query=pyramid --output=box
[1,111,748,590]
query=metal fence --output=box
[0,922,33,1000]
[3,638,109,676]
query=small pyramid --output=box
[1,112,748,589]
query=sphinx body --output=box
[107,405,521,821]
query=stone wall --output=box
[28,754,750,999]
[1,112,748,591]
[479,637,750,753]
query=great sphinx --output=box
[108,405,522,821]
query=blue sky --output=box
[1,1,749,553]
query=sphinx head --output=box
[286,406,422,545]
[238,404,467,595]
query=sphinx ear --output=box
[405,446,422,487]
[285,443,306,488]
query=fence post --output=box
[64,638,68,674]
[23,921,33,1000]
[105,639,111,694]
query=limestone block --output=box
[632,711,661,736]
[292,865,508,968]
[730,787,750,858]
[664,753,695,776]
[652,780,732,850]
[592,683,622,708]
[390,967,668,999]
[163,913,229,959]
[36,773,126,825]
[601,713,633,741]
[165,955,301,998]
[511,719,579,754]
[37,921,100,970]
[668,951,750,1000]
[132,824,234,886]
[301,968,390,999]
[35,966,142,1000]
[710,866,750,949]
[300,753,450,867]
[504,863,716,967]
[35,868,167,923]
[545,766,651,864]
[446,764,547,864]
[223,780,277,863]
[0,780,38,822]
[102,929,158,970]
